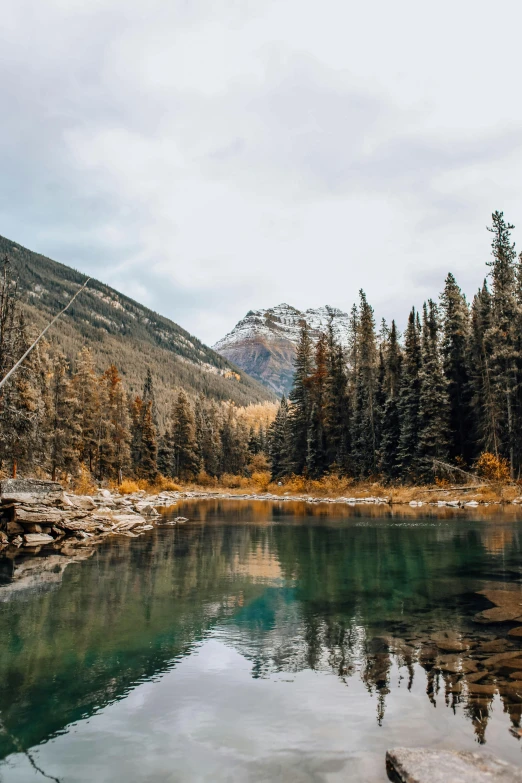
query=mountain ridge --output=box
[0,235,274,419]
[213,303,350,396]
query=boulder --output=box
[66,495,96,511]
[0,478,64,505]
[386,748,522,783]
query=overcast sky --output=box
[2,0,522,345]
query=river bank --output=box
[2,479,522,565]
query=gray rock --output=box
[386,748,522,783]
[0,478,64,505]
[66,495,96,510]
[23,533,54,546]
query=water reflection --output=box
[2,500,522,777]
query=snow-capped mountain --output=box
[213,304,350,396]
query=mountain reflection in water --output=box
[2,499,522,782]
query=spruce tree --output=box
[73,347,100,474]
[325,316,349,471]
[485,212,519,476]
[469,282,499,459]
[397,309,422,479]
[351,291,378,477]
[416,301,450,480]
[440,273,473,464]
[49,354,80,481]
[379,320,403,480]
[171,390,199,480]
[306,333,328,478]
[289,322,314,474]
[268,396,292,480]
[142,368,159,429]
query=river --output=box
[1,499,522,781]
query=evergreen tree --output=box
[306,333,329,477]
[351,291,378,476]
[269,396,292,480]
[73,347,100,474]
[469,283,498,459]
[130,396,158,480]
[324,316,349,471]
[49,354,80,481]
[142,368,159,429]
[397,309,422,479]
[104,365,131,482]
[440,273,473,464]
[379,320,403,480]
[171,391,199,479]
[289,322,314,474]
[0,313,45,477]
[485,212,519,476]
[416,301,450,480]
[194,396,222,476]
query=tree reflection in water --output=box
[1,498,522,761]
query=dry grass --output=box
[113,476,182,495]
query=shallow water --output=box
[2,500,522,782]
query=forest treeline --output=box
[0,258,274,483]
[0,211,520,487]
[270,212,522,484]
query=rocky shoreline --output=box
[2,481,522,560]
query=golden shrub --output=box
[251,471,271,491]
[475,452,511,483]
[72,464,98,495]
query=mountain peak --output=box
[213,304,350,396]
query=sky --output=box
[1,0,522,346]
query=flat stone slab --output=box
[386,748,522,783]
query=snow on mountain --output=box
[213,304,350,396]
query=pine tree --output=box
[415,301,450,480]
[194,396,222,476]
[140,400,158,480]
[130,396,158,480]
[397,309,422,479]
[289,322,314,474]
[306,333,329,478]
[73,347,100,474]
[0,313,44,477]
[351,291,378,477]
[49,354,80,481]
[469,282,499,459]
[171,390,199,479]
[440,273,473,464]
[103,365,131,482]
[269,396,292,480]
[324,315,349,471]
[142,368,159,429]
[485,212,519,476]
[379,320,403,480]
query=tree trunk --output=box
[12,458,17,479]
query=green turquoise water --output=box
[1,500,522,782]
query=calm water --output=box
[2,500,522,782]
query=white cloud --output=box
[1,0,522,344]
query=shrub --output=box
[251,471,271,491]
[118,479,142,494]
[72,464,98,496]
[196,470,218,487]
[475,452,511,483]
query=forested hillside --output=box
[0,235,273,414]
